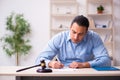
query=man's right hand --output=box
[48,61,64,69]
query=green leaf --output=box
[2,12,32,56]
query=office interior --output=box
[0,0,120,80]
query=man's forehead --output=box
[71,25,86,33]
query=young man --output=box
[35,15,111,69]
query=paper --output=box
[52,67,78,71]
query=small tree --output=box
[1,13,32,65]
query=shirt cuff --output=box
[88,61,96,67]
[45,60,51,68]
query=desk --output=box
[0,66,120,80]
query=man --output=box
[35,15,111,69]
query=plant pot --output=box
[97,10,103,14]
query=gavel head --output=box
[40,60,46,70]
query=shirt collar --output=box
[66,31,71,42]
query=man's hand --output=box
[69,61,90,68]
[48,61,64,69]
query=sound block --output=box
[36,68,52,73]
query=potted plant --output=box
[1,13,32,65]
[97,5,104,14]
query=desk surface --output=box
[0,66,120,76]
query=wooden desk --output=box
[0,66,120,80]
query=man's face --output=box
[70,22,87,43]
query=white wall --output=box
[0,0,50,80]
[113,0,120,65]
[0,0,50,66]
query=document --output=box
[52,67,78,71]
[93,66,120,71]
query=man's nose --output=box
[74,34,78,39]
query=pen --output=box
[56,57,65,68]
[56,57,60,63]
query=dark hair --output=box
[71,15,89,29]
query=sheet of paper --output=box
[52,67,79,71]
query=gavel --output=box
[16,60,52,73]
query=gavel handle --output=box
[16,64,40,72]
